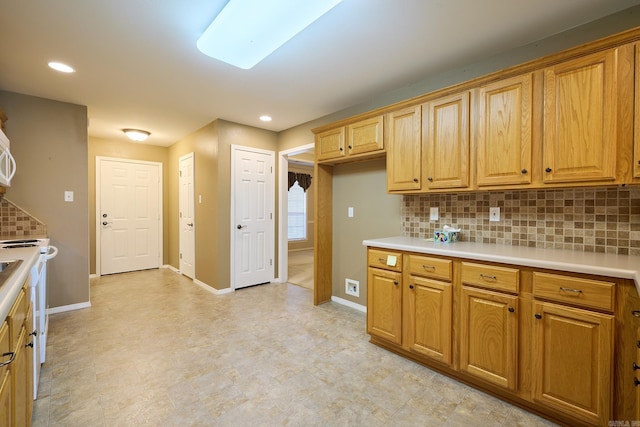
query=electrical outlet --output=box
[489,207,500,222]
[430,207,439,221]
[345,279,359,297]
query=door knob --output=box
[237,225,247,230]
[187,223,193,227]
[102,221,108,226]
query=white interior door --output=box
[232,146,275,289]
[179,153,195,279]
[99,158,161,275]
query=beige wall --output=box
[288,163,315,251]
[88,137,170,274]
[0,90,89,308]
[168,119,278,290]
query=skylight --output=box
[196,0,343,69]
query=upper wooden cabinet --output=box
[316,115,384,163]
[634,43,640,180]
[422,91,470,190]
[542,48,619,184]
[387,106,421,192]
[477,73,533,187]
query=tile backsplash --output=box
[402,186,640,256]
[0,198,47,239]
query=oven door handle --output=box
[46,245,58,260]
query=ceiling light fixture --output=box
[122,129,150,142]
[48,61,75,73]
[196,0,343,69]
[259,115,272,122]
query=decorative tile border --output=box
[402,187,640,256]
[0,198,47,240]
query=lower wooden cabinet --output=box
[404,276,452,365]
[366,246,636,426]
[0,322,11,427]
[11,327,28,427]
[460,286,518,391]
[367,267,402,345]
[532,301,613,426]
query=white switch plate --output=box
[348,207,354,218]
[430,207,439,221]
[64,191,74,202]
[489,207,500,222]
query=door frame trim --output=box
[276,143,315,285]
[95,156,163,276]
[178,152,195,278]
[230,144,276,290]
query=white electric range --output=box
[0,238,57,399]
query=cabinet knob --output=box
[30,330,37,337]
[635,377,640,387]
[633,362,640,371]
[534,313,542,319]
[632,310,640,318]
[409,284,414,289]
[348,145,352,149]
[393,280,398,286]
[427,177,433,181]
[413,178,419,183]
[521,169,527,174]
[508,307,515,313]
[25,342,34,348]
[339,147,344,151]
[545,167,552,173]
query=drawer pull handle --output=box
[635,377,640,387]
[422,265,435,270]
[0,352,15,368]
[393,280,398,286]
[534,313,542,319]
[632,310,640,318]
[633,362,640,371]
[378,258,386,263]
[480,274,497,280]
[559,287,583,295]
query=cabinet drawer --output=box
[407,254,452,281]
[368,249,402,272]
[533,272,614,312]
[461,262,519,293]
[7,288,26,350]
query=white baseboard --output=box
[193,278,234,295]
[89,273,99,279]
[162,264,179,273]
[331,295,367,313]
[47,301,91,315]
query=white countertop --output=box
[363,236,640,293]
[0,247,39,320]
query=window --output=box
[288,181,306,240]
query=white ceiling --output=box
[1,0,639,146]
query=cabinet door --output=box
[477,73,533,186]
[423,91,470,189]
[367,267,402,344]
[0,322,10,427]
[11,328,27,427]
[634,44,640,179]
[460,286,518,390]
[316,127,346,161]
[404,275,452,365]
[542,48,618,183]
[532,301,613,426]
[387,106,421,191]
[347,116,384,156]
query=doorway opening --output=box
[278,143,315,290]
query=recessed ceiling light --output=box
[48,62,75,73]
[260,115,272,122]
[122,129,150,142]
[197,0,343,69]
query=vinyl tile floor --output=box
[31,268,558,426]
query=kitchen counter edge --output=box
[0,247,40,320]
[363,236,640,294]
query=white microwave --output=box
[0,129,16,187]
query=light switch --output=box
[348,207,354,218]
[64,191,74,202]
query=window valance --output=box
[288,172,312,192]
